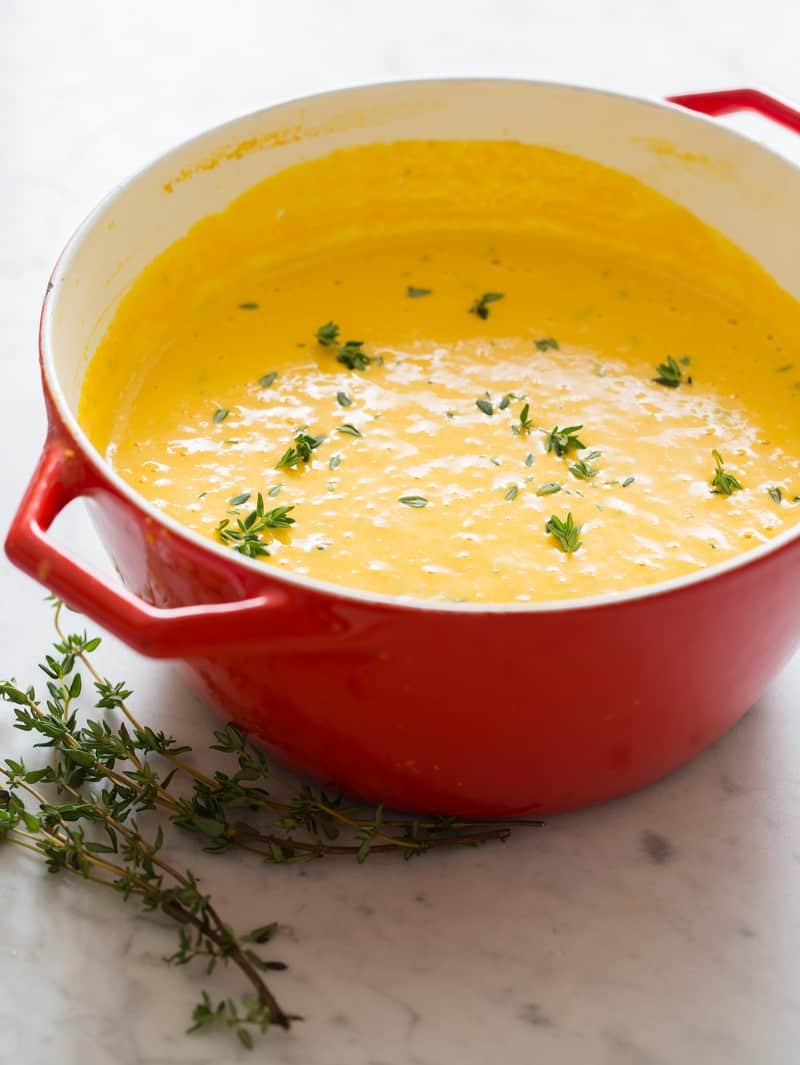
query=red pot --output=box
[6,83,800,816]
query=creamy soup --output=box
[80,141,800,603]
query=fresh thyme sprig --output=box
[710,450,743,496]
[546,512,583,553]
[1,604,537,1047]
[215,495,295,558]
[276,431,325,470]
[544,424,585,457]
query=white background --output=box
[1,2,799,1063]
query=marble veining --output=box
[1,2,799,1063]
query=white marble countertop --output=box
[1,2,799,1063]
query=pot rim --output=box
[39,76,800,617]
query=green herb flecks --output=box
[336,391,352,407]
[329,455,341,470]
[336,424,362,437]
[216,496,296,558]
[653,355,690,388]
[512,402,534,436]
[545,424,585,457]
[399,495,428,508]
[505,484,519,501]
[406,286,432,298]
[315,321,340,347]
[238,301,259,310]
[534,337,559,352]
[258,372,278,389]
[536,482,562,497]
[336,340,373,372]
[476,397,494,416]
[710,450,743,496]
[213,408,230,424]
[768,486,783,504]
[622,476,636,487]
[469,292,504,320]
[228,492,252,507]
[569,451,601,481]
[276,432,325,470]
[546,512,583,553]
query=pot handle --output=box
[667,88,800,133]
[5,437,311,659]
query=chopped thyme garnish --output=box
[276,431,325,470]
[622,476,636,487]
[213,408,229,424]
[768,486,783,504]
[228,491,252,506]
[476,398,494,416]
[534,337,559,351]
[336,340,373,371]
[545,424,585,457]
[710,449,743,495]
[267,485,282,497]
[546,512,582,553]
[258,372,278,388]
[505,484,519,501]
[329,455,341,470]
[536,482,562,496]
[469,292,504,319]
[524,453,534,467]
[512,402,534,436]
[336,391,352,407]
[399,495,428,508]
[569,459,599,481]
[215,496,295,558]
[406,286,432,298]
[238,301,259,310]
[337,423,362,437]
[653,355,688,388]
[315,321,340,347]
[776,363,794,373]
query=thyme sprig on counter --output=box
[1,604,537,1049]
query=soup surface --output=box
[80,140,800,604]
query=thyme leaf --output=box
[710,450,743,496]
[546,512,582,553]
[469,292,504,320]
[544,424,585,457]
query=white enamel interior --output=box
[41,79,800,612]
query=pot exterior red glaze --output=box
[7,81,800,815]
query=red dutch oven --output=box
[6,82,800,816]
